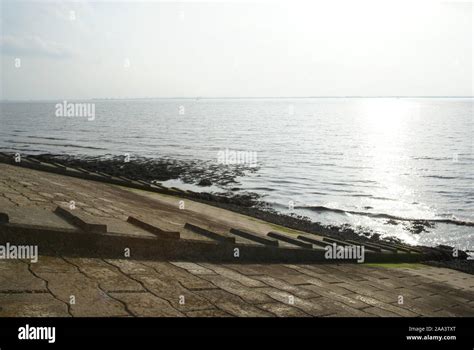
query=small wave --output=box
[339,165,374,170]
[249,187,275,192]
[350,194,395,201]
[25,136,69,141]
[351,179,379,184]
[321,181,353,187]
[423,175,458,180]
[413,156,450,161]
[4,140,107,151]
[309,191,329,196]
[297,205,474,226]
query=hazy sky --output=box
[1,0,472,99]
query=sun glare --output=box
[357,98,415,135]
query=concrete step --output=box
[267,232,313,249]
[322,237,383,253]
[297,235,329,248]
[230,228,279,247]
[127,216,180,240]
[54,206,107,233]
[346,240,384,253]
[184,223,235,244]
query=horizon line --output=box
[1,95,474,102]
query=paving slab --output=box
[349,294,418,317]
[199,263,266,288]
[104,259,157,275]
[258,302,311,317]
[35,271,129,317]
[1,206,76,230]
[64,257,144,292]
[199,274,273,304]
[302,284,369,309]
[131,273,214,312]
[284,264,343,284]
[256,287,332,316]
[251,266,313,285]
[195,289,274,317]
[109,292,185,317]
[222,263,266,276]
[140,261,215,290]
[334,282,392,300]
[170,261,217,275]
[30,256,78,274]
[315,298,372,317]
[185,309,231,317]
[363,306,401,317]
[302,278,354,296]
[252,275,319,299]
[0,293,70,317]
[0,260,47,292]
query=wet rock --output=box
[33,154,256,189]
[385,219,399,225]
[405,220,434,234]
[197,179,212,187]
[426,259,474,275]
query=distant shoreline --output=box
[1,96,473,103]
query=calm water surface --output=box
[1,98,472,249]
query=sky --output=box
[0,0,472,100]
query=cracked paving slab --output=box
[0,257,473,317]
